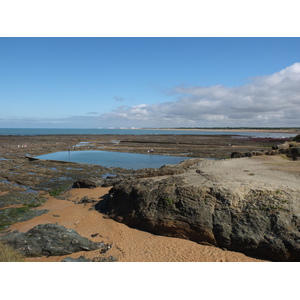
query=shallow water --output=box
[35,150,196,170]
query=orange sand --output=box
[9,187,265,262]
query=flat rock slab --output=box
[0,223,105,257]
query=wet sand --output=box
[9,186,265,262]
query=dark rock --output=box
[98,175,300,262]
[99,243,112,253]
[291,134,300,142]
[73,177,103,188]
[0,223,107,257]
[61,255,118,262]
[93,255,118,262]
[91,233,100,237]
[102,176,125,187]
[77,196,97,204]
[61,256,91,262]
[231,152,245,158]
[251,151,263,156]
[279,149,286,154]
[286,147,300,161]
[231,152,253,158]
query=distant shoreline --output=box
[140,128,300,134]
[0,127,298,137]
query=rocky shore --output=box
[1,133,286,227]
[0,133,299,261]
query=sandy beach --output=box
[7,185,266,262]
[140,128,299,134]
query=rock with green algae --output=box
[0,223,109,257]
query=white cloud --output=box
[99,63,300,127]
[4,63,299,128]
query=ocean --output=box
[0,128,296,138]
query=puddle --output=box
[110,140,120,144]
[0,179,39,194]
[0,180,12,185]
[102,173,117,178]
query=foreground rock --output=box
[61,255,118,262]
[99,157,300,262]
[73,177,104,188]
[0,223,108,257]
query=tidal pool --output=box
[34,150,195,170]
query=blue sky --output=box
[1,37,300,128]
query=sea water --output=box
[0,128,296,138]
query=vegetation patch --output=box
[0,242,25,262]
[49,185,70,197]
[49,186,65,197]
[0,207,49,231]
[291,134,300,142]
[161,197,173,206]
[0,191,47,208]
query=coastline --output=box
[139,128,299,134]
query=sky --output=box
[1,37,300,128]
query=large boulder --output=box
[73,177,103,188]
[98,159,300,262]
[231,152,252,158]
[286,147,300,161]
[0,223,106,257]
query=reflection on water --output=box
[35,150,196,170]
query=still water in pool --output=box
[34,150,196,170]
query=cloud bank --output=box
[2,63,299,128]
[100,63,300,127]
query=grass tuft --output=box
[0,242,25,262]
